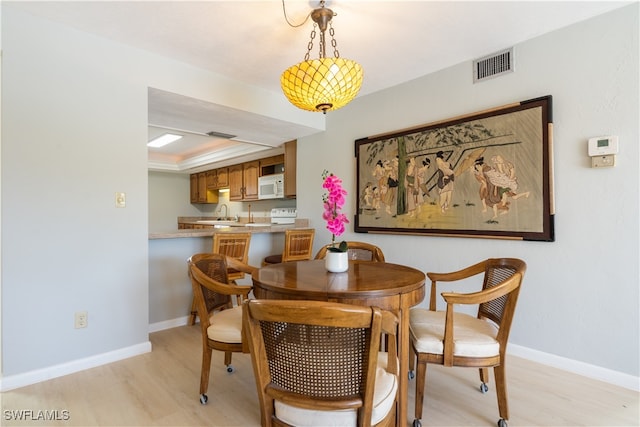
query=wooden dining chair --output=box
[262,228,315,265]
[188,232,252,326]
[243,299,399,427]
[409,258,526,427]
[188,253,257,405]
[314,241,386,262]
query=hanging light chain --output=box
[304,23,317,61]
[328,22,340,58]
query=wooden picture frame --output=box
[354,96,554,241]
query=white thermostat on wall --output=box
[588,135,619,156]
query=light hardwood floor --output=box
[2,325,638,426]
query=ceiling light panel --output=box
[147,133,183,147]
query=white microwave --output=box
[258,173,284,199]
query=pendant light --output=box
[281,1,363,114]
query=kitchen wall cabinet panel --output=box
[284,140,296,198]
[228,164,244,201]
[216,167,229,188]
[243,160,259,200]
[230,161,259,201]
[259,155,285,176]
[190,172,219,204]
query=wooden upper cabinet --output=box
[190,173,199,203]
[206,170,217,189]
[197,172,207,203]
[190,172,219,204]
[191,147,293,203]
[228,164,244,201]
[243,161,259,200]
[228,161,259,201]
[216,167,229,188]
[259,155,285,176]
[284,140,297,198]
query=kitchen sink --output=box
[196,220,271,228]
[196,220,238,226]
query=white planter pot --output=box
[325,251,349,273]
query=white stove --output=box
[270,208,297,224]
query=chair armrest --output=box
[225,256,259,278]
[440,273,522,306]
[440,273,522,365]
[426,260,488,310]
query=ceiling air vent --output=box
[473,47,514,83]
[206,130,237,139]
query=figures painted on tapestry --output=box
[357,105,545,234]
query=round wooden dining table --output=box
[253,259,426,427]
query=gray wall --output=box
[298,5,639,378]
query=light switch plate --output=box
[115,192,126,208]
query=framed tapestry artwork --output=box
[354,96,554,241]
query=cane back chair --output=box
[314,241,386,262]
[243,299,399,427]
[188,232,252,326]
[188,253,257,405]
[409,258,526,427]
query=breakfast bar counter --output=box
[149,223,295,239]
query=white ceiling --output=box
[8,1,631,172]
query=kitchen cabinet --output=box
[190,174,198,203]
[190,147,293,202]
[197,172,207,203]
[216,167,229,188]
[229,160,259,201]
[205,167,229,190]
[260,155,285,176]
[206,170,216,189]
[284,140,297,198]
[190,172,219,204]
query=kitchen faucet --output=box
[217,204,228,220]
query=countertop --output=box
[149,223,299,239]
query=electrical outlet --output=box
[75,311,88,329]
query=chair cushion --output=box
[274,352,398,426]
[410,308,499,358]
[206,306,242,343]
[264,254,282,264]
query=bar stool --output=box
[262,228,315,265]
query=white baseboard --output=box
[148,315,191,333]
[4,321,637,393]
[509,343,639,392]
[0,341,152,392]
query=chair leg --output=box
[224,351,234,372]
[409,343,416,373]
[494,364,509,421]
[414,358,427,422]
[188,295,197,326]
[200,346,213,397]
[479,367,490,386]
